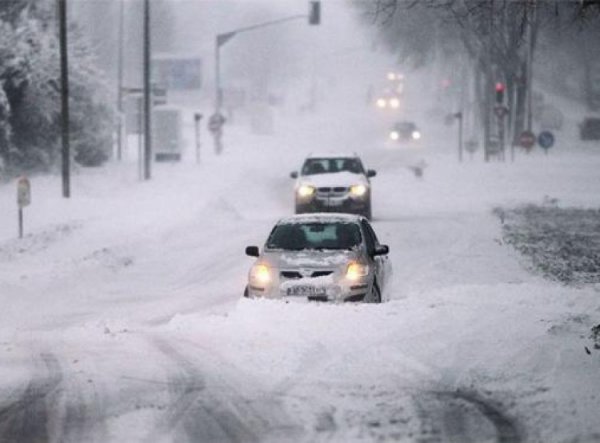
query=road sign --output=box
[538,131,555,149]
[208,113,225,133]
[494,105,509,119]
[17,176,31,208]
[465,139,479,153]
[518,130,536,149]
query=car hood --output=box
[262,249,360,270]
[298,171,368,188]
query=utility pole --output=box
[526,0,536,132]
[58,0,70,198]
[116,0,124,161]
[143,0,151,180]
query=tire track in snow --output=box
[415,389,522,443]
[0,353,61,443]
[0,353,107,443]
[151,338,300,443]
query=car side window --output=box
[366,222,380,245]
[361,220,377,254]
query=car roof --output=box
[276,213,364,225]
[306,152,359,159]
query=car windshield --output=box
[301,158,364,175]
[584,118,600,129]
[266,222,362,251]
[395,122,416,133]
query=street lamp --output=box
[212,1,320,154]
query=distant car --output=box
[290,154,376,219]
[579,117,600,140]
[389,121,421,142]
[244,213,391,303]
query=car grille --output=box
[317,187,348,196]
[280,270,334,279]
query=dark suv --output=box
[580,117,600,140]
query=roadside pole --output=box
[194,113,203,163]
[116,0,124,161]
[58,0,70,198]
[142,0,152,180]
[456,112,463,162]
[17,177,31,239]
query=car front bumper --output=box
[296,195,370,214]
[247,277,370,303]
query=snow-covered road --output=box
[1,103,599,443]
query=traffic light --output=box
[309,1,320,25]
[495,82,505,104]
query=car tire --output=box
[243,286,250,298]
[366,281,382,303]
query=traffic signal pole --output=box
[213,2,319,155]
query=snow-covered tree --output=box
[0,0,114,175]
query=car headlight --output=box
[389,98,400,108]
[350,184,367,197]
[297,184,315,197]
[389,131,399,141]
[376,98,387,108]
[250,264,271,285]
[412,130,421,140]
[346,262,369,281]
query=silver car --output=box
[244,213,391,303]
[290,154,376,220]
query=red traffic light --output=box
[495,82,505,103]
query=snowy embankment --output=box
[0,101,599,442]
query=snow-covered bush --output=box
[498,205,600,284]
[0,1,113,174]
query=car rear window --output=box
[266,222,362,251]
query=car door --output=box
[361,220,390,295]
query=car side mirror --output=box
[373,245,389,256]
[367,170,377,178]
[290,171,298,179]
[245,246,260,257]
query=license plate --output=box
[326,200,343,207]
[286,286,326,297]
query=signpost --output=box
[465,139,479,160]
[538,130,555,154]
[208,112,225,154]
[17,177,31,238]
[194,112,203,163]
[518,130,536,151]
[494,105,509,119]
